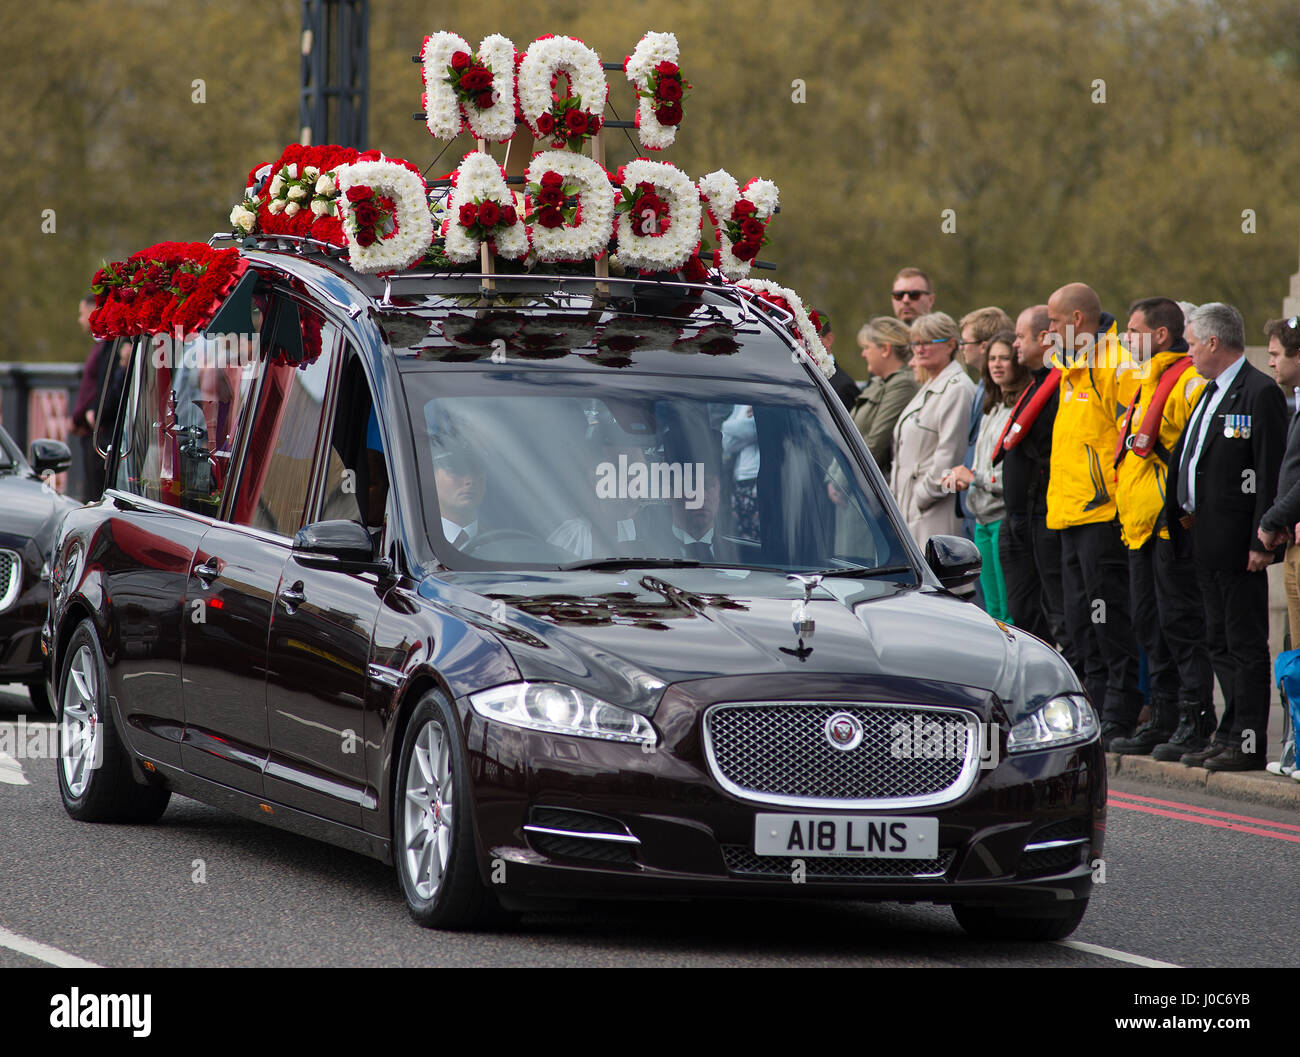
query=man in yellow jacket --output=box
[1046,282,1143,748]
[1109,297,1215,759]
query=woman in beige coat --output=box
[890,312,975,548]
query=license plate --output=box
[754,814,939,859]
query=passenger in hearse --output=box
[547,423,659,560]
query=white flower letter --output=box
[335,158,434,274]
[517,36,608,139]
[614,159,702,274]
[624,31,682,151]
[697,170,780,280]
[525,151,615,264]
[444,151,529,263]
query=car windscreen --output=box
[399,368,910,574]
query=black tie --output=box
[452,529,471,549]
[1178,379,1217,512]
[685,541,714,562]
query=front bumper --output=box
[459,685,1106,909]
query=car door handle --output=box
[280,582,306,613]
[194,558,221,585]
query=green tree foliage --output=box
[6,0,1300,378]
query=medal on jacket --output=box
[1224,413,1251,439]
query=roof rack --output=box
[210,232,806,334]
[210,231,349,258]
[375,270,758,322]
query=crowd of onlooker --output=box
[838,267,1300,776]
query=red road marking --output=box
[1109,789,1300,832]
[1107,799,1300,843]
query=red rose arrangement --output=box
[524,170,578,230]
[89,242,248,338]
[343,184,399,249]
[723,199,768,262]
[252,144,382,247]
[616,181,672,237]
[457,196,519,244]
[535,94,603,152]
[639,60,688,128]
[446,50,498,112]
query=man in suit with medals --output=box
[1167,303,1288,770]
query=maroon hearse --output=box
[44,246,1104,939]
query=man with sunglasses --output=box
[891,267,935,325]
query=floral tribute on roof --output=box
[231,144,431,274]
[697,171,779,280]
[736,279,835,377]
[89,242,248,339]
[421,32,518,143]
[86,28,836,376]
[517,35,608,152]
[623,32,688,151]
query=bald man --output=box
[1046,282,1142,748]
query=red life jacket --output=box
[1113,355,1193,467]
[993,367,1061,464]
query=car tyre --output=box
[952,898,1088,941]
[57,619,170,823]
[394,691,500,929]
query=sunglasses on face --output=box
[909,337,951,350]
[892,290,931,301]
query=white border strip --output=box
[1058,939,1181,968]
[0,925,101,968]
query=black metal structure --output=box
[299,0,370,148]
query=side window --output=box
[112,331,258,515]
[230,299,340,536]
[317,353,386,532]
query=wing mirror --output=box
[924,534,982,591]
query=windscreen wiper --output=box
[559,557,703,571]
[805,564,916,579]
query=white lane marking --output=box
[0,750,29,786]
[0,925,101,968]
[1058,939,1181,968]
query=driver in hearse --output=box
[432,430,489,548]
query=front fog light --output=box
[470,682,657,746]
[1007,695,1098,754]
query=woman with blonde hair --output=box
[890,312,975,547]
[851,316,918,479]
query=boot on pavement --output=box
[1111,695,1177,755]
[1152,697,1217,762]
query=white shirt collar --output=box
[672,524,714,546]
[442,517,477,542]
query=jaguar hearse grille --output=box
[702,702,982,808]
[721,845,955,880]
[0,550,20,612]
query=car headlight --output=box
[469,682,657,746]
[1007,694,1098,754]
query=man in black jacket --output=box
[998,305,1064,645]
[1167,303,1287,770]
[1256,316,1300,777]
